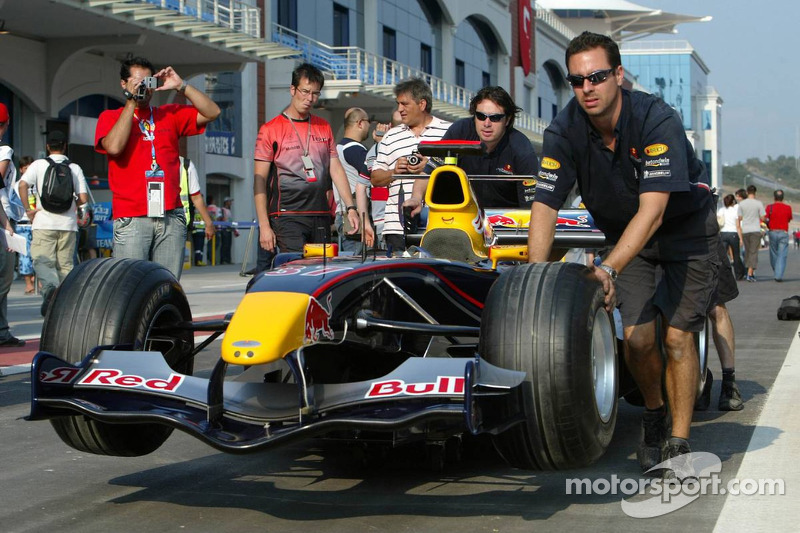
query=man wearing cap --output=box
[94,55,220,278]
[0,102,26,347]
[218,196,238,264]
[19,131,90,316]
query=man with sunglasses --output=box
[425,86,538,208]
[527,32,719,480]
[254,63,360,259]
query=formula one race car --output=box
[28,141,708,470]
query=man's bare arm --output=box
[253,160,276,252]
[527,202,559,262]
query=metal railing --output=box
[534,2,576,41]
[143,0,260,37]
[272,24,547,135]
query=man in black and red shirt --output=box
[253,63,360,256]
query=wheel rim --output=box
[591,309,617,424]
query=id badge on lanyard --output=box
[301,154,317,183]
[146,169,165,217]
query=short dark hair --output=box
[469,86,522,129]
[292,63,325,89]
[120,55,155,80]
[774,189,784,201]
[19,155,34,169]
[723,194,736,208]
[565,31,621,70]
[735,188,747,199]
[747,185,757,195]
[394,78,433,114]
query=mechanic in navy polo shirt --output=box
[426,86,538,208]
[527,31,719,479]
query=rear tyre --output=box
[43,258,194,456]
[480,262,617,470]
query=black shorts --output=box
[271,215,331,253]
[614,248,719,333]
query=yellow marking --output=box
[644,143,669,156]
[541,157,561,170]
[304,243,338,257]
[222,292,310,365]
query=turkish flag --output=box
[519,0,532,76]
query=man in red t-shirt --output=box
[253,63,360,262]
[95,55,220,278]
[766,189,793,281]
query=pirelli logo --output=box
[540,157,561,170]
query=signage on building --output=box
[519,0,532,76]
[205,131,237,156]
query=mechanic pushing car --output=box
[526,31,719,480]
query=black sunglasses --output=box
[474,111,506,123]
[566,68,616,88]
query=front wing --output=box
[29,347,526,454]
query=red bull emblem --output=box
[556,214,591,228]
[487,214,518,227]
[305,293,334,342]
[630,147,639,159]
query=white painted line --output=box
[713,324,798,531]
[0,364,30,377]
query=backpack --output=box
[777,296,800,320]
[40,156,75,213]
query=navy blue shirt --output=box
[534,89,713,251]
[428,117,538,208]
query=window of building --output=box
[383,26,397,60]
[277,0,297,31]
[702,149,713,174]
[538,96,542,118]
[482,71,491,88]
[421,44,432,74]
[552,103,558,121]
[455,59,465,87]
[703,110,712,130]
[333,3,349,47]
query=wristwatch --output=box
[346,205,358,213]
[122,88,136,100]
[177,80,187,94]
[598,263,618,281]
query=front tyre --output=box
[42,258,194,456]
[480,262,618,470]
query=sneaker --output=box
[719,381,744,411]
[195,261,207,267]
[0,336,26,348]
[661,438,696,482]
[637,407,670,472]
[694,369,713,411]
[746,275,756,282]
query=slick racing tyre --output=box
[42,258,194,456]
[480,262,618,470]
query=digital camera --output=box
[135,77,158,100]
[406,152,422,167]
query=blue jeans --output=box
[768,230,789,280]
[113,208,187,279]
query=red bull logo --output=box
[305,293,334,342]
[487,214,519,227]
[556,214,591,228]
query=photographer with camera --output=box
[94,55,220,278]
[370,78,450,253]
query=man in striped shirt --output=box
[371,78,451,252]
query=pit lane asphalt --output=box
[0,255,796,532]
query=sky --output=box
[636,0,800,164]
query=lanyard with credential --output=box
[134,106,160,172]
[135,106,166,217]
[283,113,317,182]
